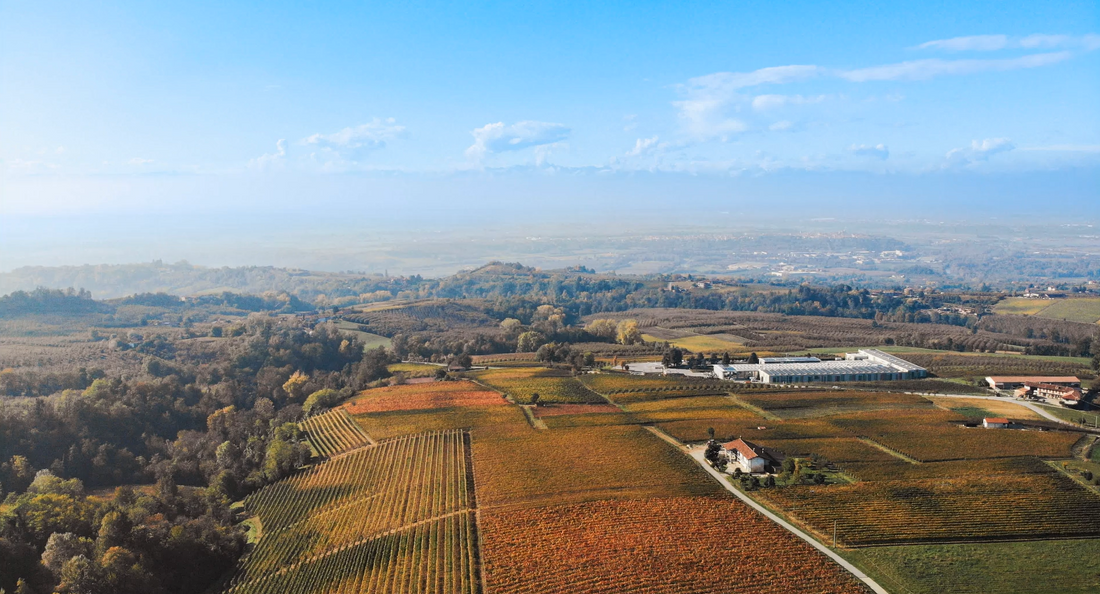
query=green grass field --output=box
[641,333,746,353]
[846,539,1100,594]
[992,297,1055,316]
[1035,298,1100,323]
[333,320,391,349]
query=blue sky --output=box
[1,0,1098,218]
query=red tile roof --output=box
[721,438,762,460]
[988,376,1080,384]
[984,417,1010,424]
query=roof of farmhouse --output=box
[721,438,765,460]
[987,376,1081,383]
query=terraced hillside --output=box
[218,430,479,594]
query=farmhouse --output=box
[720,438,779,473]
[1022,382,1083,406]
[985,376,1081,390]
[983,417,1010,429]
[712,349,926,384]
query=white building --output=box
[983,417,1010,429]
[712,349,926,384]
[721,438,774,473]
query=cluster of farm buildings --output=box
[712,349,927,384]
[985,376,1083,406]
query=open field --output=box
[839,456,1052,482]
[220,430,478,594]
[831,409,1083,461]
[353,404,526,440]
[740,390,933,419]
[387,361,440,377]
[847,539,1100,594]
[472,424,722,509]
[333,319,392,349]
[755,471,1100,546]
[475,367,606,404]
[992,297,1055,316]
[641,332,747,353]
[622,395,761,423]
[927,396,1044,420]
[1034,297,1100,323]
[344,380,505,414]
[480,497,872,594]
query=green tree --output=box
[516,331,545,353]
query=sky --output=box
[1,0,1099,268]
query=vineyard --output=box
[753,437,899,464]
[479,497,872,594]
[621,395,761,423]
[472,425,721,509]
[344,380,506,414]
[839,456,1052,482]
[900,352,1091,379]
[658,416,845,443]
[219,430,480,594]
[474,367,605,404]
[831,410,1083,461]
[300,409,375,457]
[739,390,933,419]
[353,404,526,441]
[754,472,1100,546]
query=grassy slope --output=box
[846,539,1100,594]
[1035,298,1100,324]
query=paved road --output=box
[683,447,890,594]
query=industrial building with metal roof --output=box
[713,349,927,384]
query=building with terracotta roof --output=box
[985,376,1080,390]
[983,417,1010,429]
[720,438,780,473]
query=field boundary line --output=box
[725,394,782,420]
[647,426,890,594]
[855,437,920,465]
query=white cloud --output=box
[946,138,1015,165]
[769,120,794,131]
[916,33,1100,52]
[129,157,154,165]
[248,139,287,170]
[839,52,1072,82]
[303,118,405,153]
[917,35,1008,52]
[627,136,661,156]
[849,144,890,159]
[752,94,826,110]
[465,121,570,161]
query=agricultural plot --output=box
[530,403,621,417]
[755,437,899,464]
[472,425,721,509]
[840,457,1052,482]
[540,412,640,429]
[386,362,440,377]
[343,380,505,415]
[641,332,747,353]
[831,410,1082,461]
[847,539,1100,594]
[658,416,845,443]
[622,395,761,423]
[579,372,728,404]
[1034,297,1100,323]
[754,472,1100,546]
[900,352,1089,379]
[479,497,872,594]
[354,405,526,441]
[475,367,605,404]
[992,298,1054,316]
[739,390,932,419]
[220,430,479,594]
[300,409,374,457]
[927,396,1042,420]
